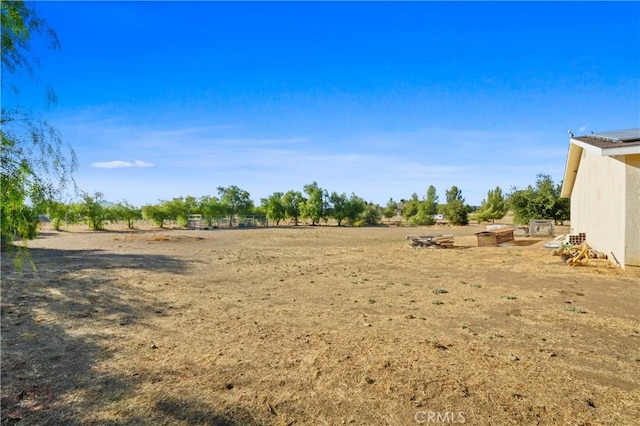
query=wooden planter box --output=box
[475,228,515,247]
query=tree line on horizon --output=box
[37,175,569,233]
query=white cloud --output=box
[133,160,154,168]
[92,160,155,169]
[92,161,131,169]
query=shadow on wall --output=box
[0,247,261,425]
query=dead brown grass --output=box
[2,224,639,425]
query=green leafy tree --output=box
[218,186,254,227]
[407,185,439,226]
[1,1,76,249]
[198,195,224,227]
[110,201,142,229]
[66,202,83,226]
[46,200,68,230]
[103,203,118,225]
[358,202,381,226]
[424,185,439,216]
[410,203,436,226]
[142,203,170,228]
[162,196,198,227]
[301,181,327,225]
[383,198,397,222]
[282,190,305,225]
[401,193,420,221]
[261,192,286,225]
[329,192,349,226]
[443,185,469,225]
[475,186,507,223]
[1,187,40,242]
[328,191,348,226]
[508,174,569,225]
[80,192,106,231]
[345,193,366,225]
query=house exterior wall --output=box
[624,154,640,267]
[570,149,627,266]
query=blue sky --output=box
[5,1,639,206]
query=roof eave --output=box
[572,137,640,157]
[571,138,604,156]
[560,141,582,198]
[601,145,640,156]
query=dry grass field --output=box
[2,223,639,425]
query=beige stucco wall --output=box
[624,154,640,267]
[570,149,627,266]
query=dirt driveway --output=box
[2,224,639,425]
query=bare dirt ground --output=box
[2,223,639,425]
